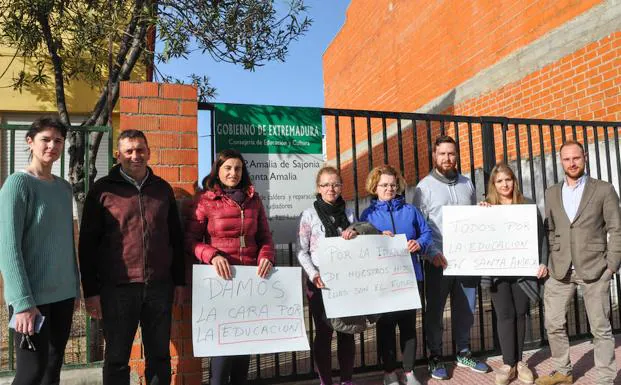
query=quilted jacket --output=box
[185,185,275,266]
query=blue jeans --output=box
[424,263,477,357]
[100,282,173,385]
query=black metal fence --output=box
[3,111,618,383]
[199,103,621,384]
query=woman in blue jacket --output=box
[360,165,432,385]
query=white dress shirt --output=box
[562,174,587,222]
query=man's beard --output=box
[565,167,585,179]
[436,164,457,178]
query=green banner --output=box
[214,103,323,154]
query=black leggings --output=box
[376,281,422,372]
[490,279,530,366]
[308,283,355,385]
[376,309,417,372]
[210,355,251,385]
[11,297,75,385]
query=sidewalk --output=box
[294,336,621,385]
[0,336,618,384]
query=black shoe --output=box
[428,356,449,380]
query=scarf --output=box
[431,168,459,186]
[313,194,350,238]
[223,187,246,206]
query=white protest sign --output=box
[317,234,421,318]
[192,265,310,357]
[443,205,539,276]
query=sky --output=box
[158,1,351,180]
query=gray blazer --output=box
[544,177,621,281]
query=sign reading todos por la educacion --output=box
[442,205,539,276]
[214,103,324,243]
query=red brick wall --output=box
[454,32,621,162]
[324,1,621,200]
[323,0,608,158]
[120,82,199,195]
[324,0,602,113]
[119,81,201,385]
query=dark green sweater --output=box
[0,172,79,313]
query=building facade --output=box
[323,0,621,199]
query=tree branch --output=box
[83,0,146,126]
[86,11,149,184]
[36,11,70,126]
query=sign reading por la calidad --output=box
[317,234,422,318]
[191,265,310,357]
[442,205,539,276]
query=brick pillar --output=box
[119,81,202,385]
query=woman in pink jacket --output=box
[185,148,275,385]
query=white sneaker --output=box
[403,371,422,385]
[383,372,399,385]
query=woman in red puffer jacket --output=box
[185,148,275,385]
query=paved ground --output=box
[0,367,102,385]
[293,336,621,385]
[1,337,618,384]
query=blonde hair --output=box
[365,165,407,196]
[315,165,342,187]
[486,163,525,205]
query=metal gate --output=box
[199,102,621,384]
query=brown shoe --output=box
[517,361,534,384]
[495,364,516,385]
[534,371,573,385]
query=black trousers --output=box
[490,279,530,366]
[376,281,422,372]
[100,282,173,385]
[308,281,355,385]
[376,309,417,372]
[210,355,251,385]
[11,297,75,385]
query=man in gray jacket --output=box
[413,135,489,380]
[536,141,621,385]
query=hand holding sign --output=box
[431,253,448,269]
[212,255,232,280]
[407,239,421,253]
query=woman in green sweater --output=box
[0,116,79,385]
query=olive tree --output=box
[0,0,311,201]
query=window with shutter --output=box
[1,114,112,217]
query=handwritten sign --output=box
[317,234,421,318]
[443,205,539,276]
[192,265,310,357]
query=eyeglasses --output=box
[319,183,343,189]
[377,183,398,189]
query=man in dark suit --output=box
[536,141,621,385]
